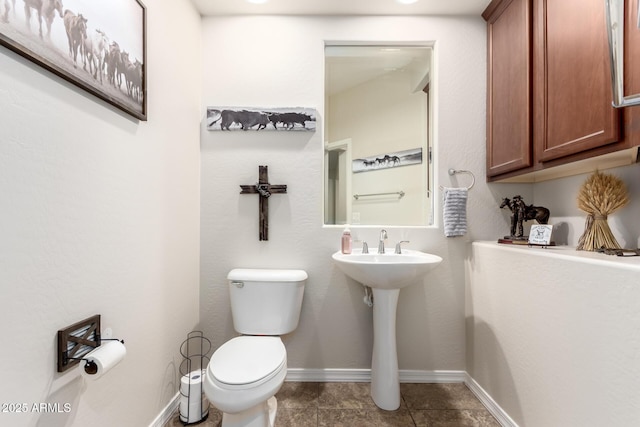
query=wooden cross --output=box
[240,166,287,241]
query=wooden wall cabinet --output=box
[484,0,532,177]
[484,0,639,182]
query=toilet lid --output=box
[210,336,286,386]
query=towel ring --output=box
[439,168,475,191]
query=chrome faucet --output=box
[395,241,410,254]
[378,229,388,253]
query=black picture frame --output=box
[0,0,147,121]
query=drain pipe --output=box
[362,285,374,307]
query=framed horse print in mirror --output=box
[0,0,147,121]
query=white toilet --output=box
[203,268,307,427]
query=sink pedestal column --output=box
[370,288,401,411]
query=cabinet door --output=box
[485,0,532,177]
[534,0,620,162]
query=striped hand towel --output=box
[442,187,468,237]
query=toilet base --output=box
[221,396,277,427]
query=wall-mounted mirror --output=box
[606,0,640,107]
[324,43,434,226]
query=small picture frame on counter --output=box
[528,224,554,247]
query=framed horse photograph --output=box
[0,0,147,121]
[352,147,423,173]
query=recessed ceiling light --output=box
[396,0,419,4]
[247,0,269,4]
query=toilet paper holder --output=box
[179,331,212,424]
[57,314,124,373]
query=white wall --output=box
[466,242,640,427]
[200,15,521,375]
[532,163,640,248]
[0,1,202,426]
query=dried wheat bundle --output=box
[576,171,629,251]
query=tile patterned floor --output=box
[164,382,500,427]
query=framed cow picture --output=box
[0,0,147,121]
[206,107,317,132]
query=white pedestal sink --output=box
[332,248,442,410]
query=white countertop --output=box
[473,241,640,273]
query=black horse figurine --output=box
[500,196,550,238]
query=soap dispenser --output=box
[341,227,352,254]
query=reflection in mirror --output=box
[324,44,433,226]
[605,0,640,107]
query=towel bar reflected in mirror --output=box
[353,191,405,200]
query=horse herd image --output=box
[500,195,550,239]
[206,107,317,132]
[0,0,144,109]
[362,154,401,168]
[352,148,423,173]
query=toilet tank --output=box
[227,269,307,335]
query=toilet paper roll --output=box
[179,370,208,423]
[79,340,126,380]
[180,370,206,395]
[179,396,209,424]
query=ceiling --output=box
[191,0,492,16]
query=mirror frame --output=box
[606,0,640,107]
[323,41,435,228]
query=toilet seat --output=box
[210,336,286,390]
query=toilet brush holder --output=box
[179,331,212,425]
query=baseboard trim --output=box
[464,373,519,427]
[285,368,466,383]
[148,392,179,427]
[400,369,467,383]
[285,368,371,382]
